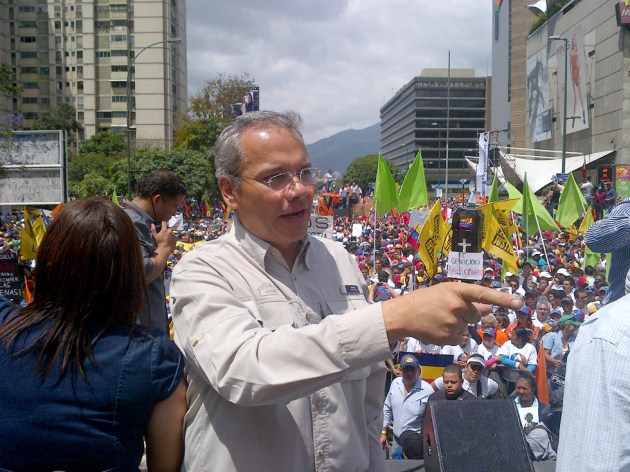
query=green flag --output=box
[556,173,587,228]
[111,187,121,207]
[505,181,523,214]
[397,150,428,212]
[521,173,559,235]
[374,155,398,215]
[488,175,499,203]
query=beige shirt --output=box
[170,218,391,472]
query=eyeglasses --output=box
[241,167,319,191]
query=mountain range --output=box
[306,123,380,174]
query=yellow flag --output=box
[482,214,519,274]
[418,199,447,277]
[19,207,38,260]
[478,200,518,274]
[578,206,595,235]
[32,217,47,246]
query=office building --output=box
[380,68,490,188]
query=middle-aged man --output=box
[557,292,630,471]
[381,355,433,457]
[169,111,521,472]
[122,169,185,331]
[584,195,630,304]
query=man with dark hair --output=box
[429,364,478,402]
[123,169,186,331]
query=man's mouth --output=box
[282,209,307,218]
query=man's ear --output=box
[219,176,238,211]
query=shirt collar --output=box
[232,216,312,270]
[122,199,153,223]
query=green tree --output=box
[0,63,24,143]
[109,147,216,199]
[79,131,125,157]
[189,73,255,127]
[72,171,114,199]
[174,118,222,151]
[33,103,83,144]
[0,62,20,96]
[343,154,402,190]
[68,152,120,188]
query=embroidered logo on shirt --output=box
[342,285,361,294]
[258,283,281,297]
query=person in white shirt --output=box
[404,337,442,354]
[533,297,552,329]
[490,327,538,395]
[477,328,499,360]
[441,331,478,367]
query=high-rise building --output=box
[0,0,186,149]
[380,68,490,187]
[490,0,538,149]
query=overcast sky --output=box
[186,1,493,144]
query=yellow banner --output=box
[578,205,594,235]
[482,214,518,274]
[418,199,448,277]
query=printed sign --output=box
[0,253,22,302]
[308,215,333,239]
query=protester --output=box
[169,111,522,471]
[122,170,186,331]
[584,194,630,304]
[557,293,630,470]
[0,198,186,471]
[381,354,433,458]
[428,364,479,401]
[511,372,557,461]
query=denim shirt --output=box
[0,296,184,471]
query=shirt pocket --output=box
[245,297,307,331]
[322,296,368,318]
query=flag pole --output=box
[534,214,551,267]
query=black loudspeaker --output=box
[423,400,534,472]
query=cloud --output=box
[186,0,492,143]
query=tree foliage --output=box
[0,63,20,96]
[68,152,119,189]
[79,131,125,157]
[108,147,216,199]
[343,154,401,190]
[188,73,255,127]
[33,103,83,144]
[174,118,222,151]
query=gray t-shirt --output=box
[122,200,168,332]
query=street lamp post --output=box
[431,122,441,191]
[126,38,181,198]
[549,35,568,174]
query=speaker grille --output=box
[425,400,535,472]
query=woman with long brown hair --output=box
[0,198,186,471]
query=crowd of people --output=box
[0,109,628,471]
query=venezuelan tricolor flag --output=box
[398,352,454,384]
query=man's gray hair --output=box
[536,296,552,311]
[214,110,305,184]
[481,313,496,325]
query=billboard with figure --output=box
[527,50,552,143]
[556,25,590,135]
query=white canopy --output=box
[500,149,615,193]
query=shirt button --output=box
[314,401,321,409]
[192,338,199,347]
[318,450,325,457]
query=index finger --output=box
[455,283,524,311]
